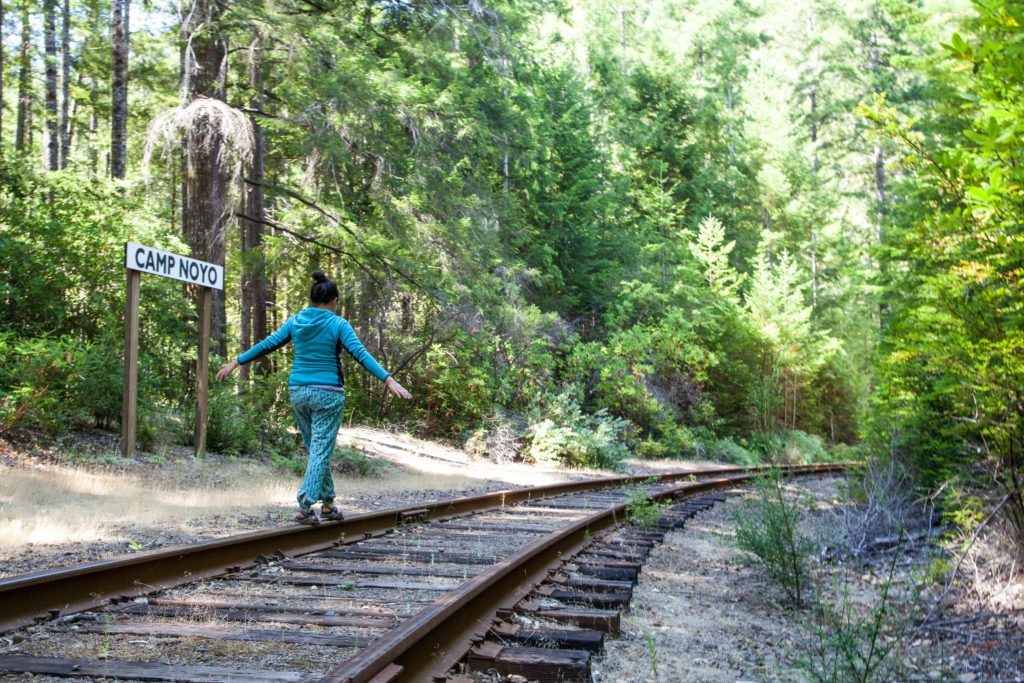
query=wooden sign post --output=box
[121,242,224,458]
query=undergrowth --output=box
[734,474,913,681]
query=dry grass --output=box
[0,464,294,550]
[956,515,1024,611]
[0,426,604,559]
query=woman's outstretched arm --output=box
[216,318,294,381]
[338,319,412,399]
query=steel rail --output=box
[0,462,850,634]
[320,463,849,683]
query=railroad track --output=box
[0,462,850,682]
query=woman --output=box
[217,271,411,524]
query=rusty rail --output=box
[321,463,848,682]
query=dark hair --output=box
[309,270,339,304]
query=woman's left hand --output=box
[385,376,412,400]
[216,359,240,381]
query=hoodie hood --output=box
[291,307,339,344]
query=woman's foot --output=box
[294,507,320,525]
[320,503,344,521]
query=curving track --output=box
[0,462,851,682]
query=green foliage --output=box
[746,430,831,465]
[801,554,910,683]
[625,487,668,530]
[271,451,307,478]
[0,334,78,434]
[526,392,631,470]
[70,338,124,430]
[734,473,812,606]
[333,446,386,477]
[192,384,261,456]
[706,438,762,467]
[863,0,1024,540]
[6,0,967,467]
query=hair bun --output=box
[311,270,329,284]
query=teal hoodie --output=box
[237,308,389,388]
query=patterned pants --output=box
[289,386,345,509]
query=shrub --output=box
[784,430,829,463]
[708,437,762,466]
[634,422,699,459]
[0,334,78,434]
[801,548,909,683]
[272,451,307,477]
[527,393,631,470]
[333,446,386,477]
[70,339,123,430]
[734,472,812,605]
[749,429,831,464]
[464,408,527,462]
[182,379,262,456]
[625,487,668,529]
[418,333,493,437]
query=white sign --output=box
[124,242,224,290]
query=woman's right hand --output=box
[216,359,240,382]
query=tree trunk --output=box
[870,33,885,210]
[84,0,100,173]
[182,0,230,357]
[874,144,886,205]
[44,0,58,170]
[110,0,129,179]
[0,0,5,152]
[88,78,98,173]
[248,43,269,372]
[726,82,735,164]
[809,85,818,174]
[15,0,29,154]
[59,0,70,168]
[239,38,267,380]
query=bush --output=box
[527,392,631,470]
[70,339,123,430]
[272,451,307,477]
[707,437,762,466]
[749,430,831,464]
[182,379,263,456]
[801,550,909,683]
[626,487,668,529]
[333,446,386,477]
[634,422,699,459]
[734,472,812,605]
[418,333,494,437]
[464,408,528,462]
[784,430,830,463]
[0,334,78,433]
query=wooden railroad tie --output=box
[0,654,305,682]
[466,641,591,682]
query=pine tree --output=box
[110,0,128,178]
[43,0,58,170]
[15,0,31,154]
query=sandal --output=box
[294,507,320,526]
[321,504,345,521]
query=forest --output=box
[0,0,1021,584]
